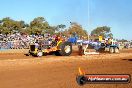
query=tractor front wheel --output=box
[37,51,43,57]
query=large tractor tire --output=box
[109,47,114,53]
[55,42,72,56]
[114,47,119,53]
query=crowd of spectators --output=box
[0,33,45,49]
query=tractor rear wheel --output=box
[55,42,72,56]
[114,47,119,53]
[109,47,114,53]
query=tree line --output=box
[0,17,88,37]
[1,16,126,41]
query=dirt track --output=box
[0,48,132,88]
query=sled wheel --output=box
[114,47,119,53]
[109,47,114,53]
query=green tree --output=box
[0,20,2,34]
[0,17,27,34]
[57,24,66,32]
[67,22,88,37]
[45,26,58,35]
[30,17,50,34]
[91,26,113,38]
[117,39,128,42]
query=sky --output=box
[89,0,132,40]
[0,0,132,40]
